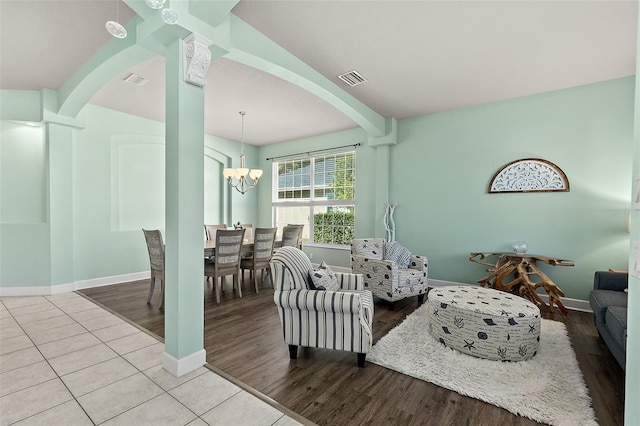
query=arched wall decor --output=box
[488,158,570,193]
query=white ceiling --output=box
[1,1,637,145]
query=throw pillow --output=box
[384,241,411,269]
[309,261,340,292]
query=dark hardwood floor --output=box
[80,278,625,426]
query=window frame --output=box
[271,150,356,248]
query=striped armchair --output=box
[270,247,374,367]
[351,238,428,309]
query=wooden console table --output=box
[469,252,574,315]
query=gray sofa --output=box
[588,271,628,370]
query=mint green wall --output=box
[48,124,75,286]
[0,97,255,288]
[73,105,167,280]
[258,77,634,302]
[0,121,47,224]
[394,77,633,301]
[73,104,257,282]
[0,90,42,122]
[0,121,50,286]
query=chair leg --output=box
[159,279,164,310]
[254,269,260,294]
[235,273,242,298]
[288,345,298,360]
[147,277,155,304]
[265,268,273,288]
[357,353,366,368]
[215,277,221,304]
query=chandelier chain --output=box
[221,111,263,195]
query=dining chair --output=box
[240,227,278,293]
[204,224,228,241]
[142,229,165,310]
[204,228,246,303]
[282,224,304,250]
[234,222,254,241]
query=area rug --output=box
[367,304,598,426]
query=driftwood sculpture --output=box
[469,252,574,315]
[383,203,397,242]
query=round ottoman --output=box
[427,285,541,361]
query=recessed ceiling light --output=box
[123,73,150,86]
[337,70,367,87]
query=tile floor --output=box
[0,292,307,426]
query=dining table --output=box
[204,238,283,258]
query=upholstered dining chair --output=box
[240,227,278,293]
[281,224,304,250]
[204,224,227,242]
[351,238,428,310]
[269,246,374,367]
[204,228,246,303]
[142,229,165,310]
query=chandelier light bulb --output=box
[235,168,249,179]
[106,21,127,38]
[144,0,166,9]
[249,169,263,180]
[161,8,178,25]
[106,0,127,39]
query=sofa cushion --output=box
[351,239,384,260]
[384,241,411,269]
[589,290,628,322]
[309,261,340,292]
[604,306,628,351]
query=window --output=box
[272,151,355,246]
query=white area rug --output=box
[367,304,598,426]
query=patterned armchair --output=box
[351,238,428,309]
[269,246,374,367]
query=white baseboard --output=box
[0,271,151,297]
[74,271,150,290]
[162,349,207,377]
[427,279,591,313]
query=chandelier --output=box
[105,0,127,38]
[223,112,263,194]
[107,0,178,38]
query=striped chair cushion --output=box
[384,241,411,269]
[271,246,313,290]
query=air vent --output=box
[123,73,150,86]
[337,70,367,87]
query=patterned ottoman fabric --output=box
[427,285,541,361]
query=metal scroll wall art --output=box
[488,158,569,193]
